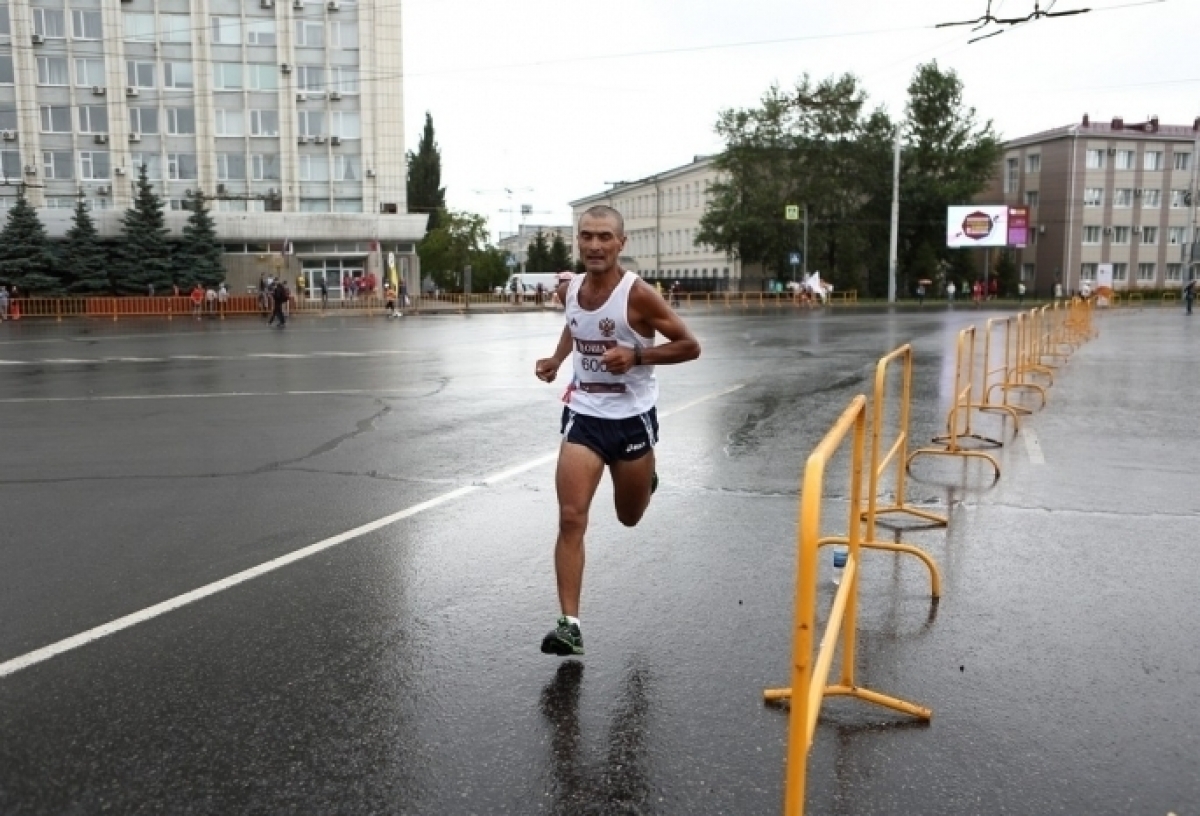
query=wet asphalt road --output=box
[0,306,1196,815]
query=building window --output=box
[216,199,247,212]
[39,105,71,133]
[330,20,358,48]
[297,110,325,137]
[333,199,363,212]
[131,153,162,179]
[298,155,328,181]
[167,153,198,180]
[160,15,190,42]
[38,56,69,86]
[123,13,155,42]
[163,62,194,89]
[0,4,9,39]
[1144,151,1163,171]
[1171,189,1189,209]
[1141,188,1160,208]
[71,10,102,40]
[1082,226,1101,245]
[1113,188,1133,208]
[295,20,324,47]
[1174,152,1191,172]
[216,153,246,181]
[330,111,360,139]
[1167,263,1183,282]
[1114,150,1134,170]
[1112,262,1128,281]
[1084,188,1103,207]
[0,107,15,131]
[1021,263,1034,282]
[1140,226,1157,245]
[129,107,158,135]
[297,65,324,93]
[1169,227,1188,246]
[333,154,360,181]
[251,153,280,180]
[1112,227,1130,244]
[42,151,73,180]
[247,19,277,45]
[213,63,244,90]
[1137,263,1156,282]
[127,61,155,89]
[300,198,331,213]
[1024,190,1039,209]
[329,66,359,94]
[0,55,12,85]
[74,58,105,87]
[0,149,18,178]
[250,110,279,137]
[214,109,245,137]
[79,151,111,180]
[33,8,66,38]
[247,64,278,91]
[1085,149,1105,169]
[211,17,241,44]
[165,107,196,135]
[77,105,108,134]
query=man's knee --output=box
[558,503,589,537]
[616,504,646,528]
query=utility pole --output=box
[802,204,809,282]
[1189,130,1199,282]
[887,127,901,303]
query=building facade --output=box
[569,155,751,292]
[0,0,425,294]
[987,116,1200,295]
[496,222,573,269]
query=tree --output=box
[525,231,552,272]
[175,190,224,287]
[549,235,573,271]
[63,198,111,294]
[698,74,893,292]
[0,186,60,294]
[406,112,445,233]
[900,61,1002,297]
[416,208,489,292]
[993,249,1017,297]
[118,164,173,293]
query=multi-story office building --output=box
[569,155,751,292]
[0,0,425,293]
[496,222,573,270]
[987,115,1200,294]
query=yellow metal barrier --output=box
[764,395,932,816]
[982,316,1046,414]
[1128,292,1144,306]
[1162,291,1178,306]
[908,325,1004,480]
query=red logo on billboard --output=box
[961,211,996,241]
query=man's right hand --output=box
[535,358,560,383]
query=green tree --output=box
[416,208,489,292]
[63,198,111,294]
[0,186,60,294]
[118,164,173,293]
[175,190,224,287]
[900,61,1002,297]
[993,249,1017,297]
[525,231,552,272]
[549,235,573,271]
[698,73,893,292]
[406,112,445,233]
[471,245,510,294]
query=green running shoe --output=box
[652,471,659,494]
[541,616,584,656]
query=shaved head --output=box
[579,205,624,237]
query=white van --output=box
[503,273,562,298]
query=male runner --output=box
[534,205,701,656]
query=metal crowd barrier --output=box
[764,394,932,816]
[981,316,1046,415]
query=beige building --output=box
[0,0,425,294]
[987,115,1200,294]
[569,155,751,292]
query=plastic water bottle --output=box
[831,545,849,586]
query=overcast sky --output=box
[401,0,1194,240]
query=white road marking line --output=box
[0,349,418,366]
[1023,428,1045,464]
[0,383,746,679]
[0,388,415,404]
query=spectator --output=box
[988,278,998,300]
[1018,281,1026,305]
[218,283,229,314]
[400,276,410,308]
[0,284,8,320]
[1184,278,1196,316]
[319,278,329,308]
[916,282,926,305]
[190,283,204,319]
[946,281,956,303]
[972,280,982,305]
[268,280,289,327]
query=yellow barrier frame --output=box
[982,316,1046,414]
[764,395,932,816]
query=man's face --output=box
[577,214,625,274]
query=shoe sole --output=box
[541,635,583,656]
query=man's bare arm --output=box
[536,325,573,382]
[602,281,700,374]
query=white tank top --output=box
[563,270,657,419]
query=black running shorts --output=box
[560,407,659,465]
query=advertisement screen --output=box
[1007,206,1029,247]
[946,205,1009,248]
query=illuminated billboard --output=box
[946,205,1009,248]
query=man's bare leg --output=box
[610,450,656,528]
[554,442,605,617]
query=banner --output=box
[1095,262,1114,305]
[946,206,1009,248]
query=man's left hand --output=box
[601,345,637,375]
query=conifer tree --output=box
[118,163,173,293]
[175,190,224,287]
[406,112,445,232]
[549,235,573,271]
[64,197,111,294]
[0,185,60,293]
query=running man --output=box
[534,205,701,656]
